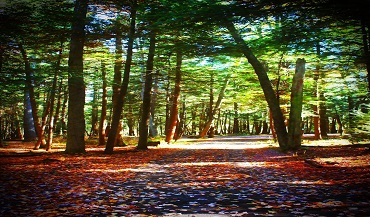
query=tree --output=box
[200,76,229,138]
[287,58,306,150]
[105,1,137,153]
[225,20,289,150]
[65,0,88,154]
[137,31,156,150]
[165,50,182,143]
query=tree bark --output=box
[287,58,306,150]
[18,43,44,148]
[99,61,107,146]
[23,90,37,141]
[225,21,288,149]
[137,31,156,150]
[46,41,63,151]
[105,1,137,153]
[65,0,88,154]
[200,77,229,138]
[165,50,182,143]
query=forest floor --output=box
[0,135,370,216]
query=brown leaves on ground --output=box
[0,140,369,216]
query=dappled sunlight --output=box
[268,180,333,185]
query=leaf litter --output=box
[0,142,369,216]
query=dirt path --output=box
[0,137,369,216]
[106,148,370,216]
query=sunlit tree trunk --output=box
[165,50,182,143]
[287,58,306,150]
[65,0,88,154]
[138,31,156,150]
[99,61,107,146]
[106,1,137,153]
[200,77,229,138]
[225,21,288,150]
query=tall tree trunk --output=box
[105,1,137,153]
[225,21,288,150]
[165,50,182,143]
[18,43,44,148]
[287,58,306,150]
[46,41,63,151]
[137,31,156,150]
[99,61,107,146]
[65,0,88,154]
[200,77,229,138]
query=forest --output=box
[0,0,370,152]
[1,1,370,216]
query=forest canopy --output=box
[0,0,369,152]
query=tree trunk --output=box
[23,90,37,141]
[90,84,99,137]
[233,102,239,134]
[287,58,306,150]
[18,43,44,148]
[65,0,88,154]
[319,92,328,138]
[99,61,107,146]
[200,77,229,138]
[59,86,68,136]
[225,21,288,150]
[165,50,182,143]
[208,73,215,138]
[46,41,63,151]
[149,70,159,137]
[105,1,137,153]
[137,31,156,150]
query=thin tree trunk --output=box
[53,77,63,134]
[200,77,229,138]
[105,1,137,153]
[208,73,214,138]
[99,61,107,146]
[287,58,306,150]
[225,21,288,150]
[90,84,99,137]
[137,31,156,150]
[66,0,88,154]
[165,50,182,143]
[46,38,64,151]
[149,70,159,137]
[59,86,68,136]
[233,102,239,134]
